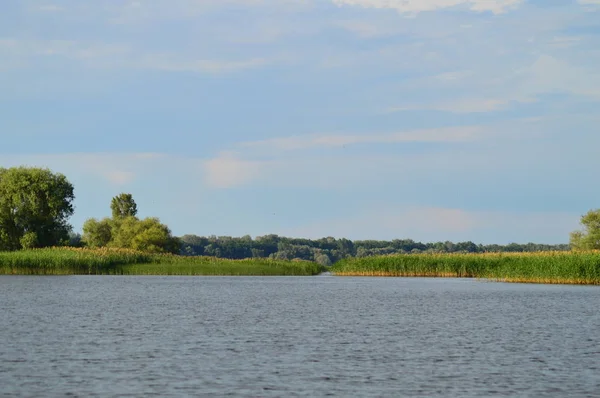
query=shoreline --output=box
[330,251,600,286]
[331,272,600,285]
[2,248,600,284]
[0,247,326,276]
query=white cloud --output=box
[0,153,165,186]
[0,38,272,74]
[334,20,401,38]
[105,171,136,186]
[388,53,600,114]
[139,56,270,74]
[516,54,600,98]
[37,5,63,12]
[389,99,513,113]
[434,70,472,81]
[331,0,524,14]
[240,126,483,152]
[204,152,263,188]
[549,36,583,48]
[197,114,596,192]
[0,39,18,49]
[199,119,555,189]
[106,0,310,24]
[3,150,278,190]
[0,39,129,60]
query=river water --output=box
[1,276,599,397]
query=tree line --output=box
[1,167,599,260]
[178,234,571,266]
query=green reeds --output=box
[121,255,324,276]
[0,247,325,276]
[0,247,152,275]
[330,251,600,285]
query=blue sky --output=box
[1,0,599,243]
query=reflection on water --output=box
[1,276,599,397]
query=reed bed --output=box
[0,247,325,276]
[330,251,600,285]
[121,255,324,276]
[0,247,152,275]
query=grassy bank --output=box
[5,248,599,283]
[330,251,600,285]
[0,247,326,276]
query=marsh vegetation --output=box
[331,251,600,284]
[0,247,325,276]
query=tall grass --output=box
[0,247,152,275]
[331,251,600,285]
[0,247,325,276]
[121,255,325,276]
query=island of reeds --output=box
[330,251,600,285]
[0,247,326,276]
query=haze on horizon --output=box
[1,0,599,244]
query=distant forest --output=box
[179,235,570,266]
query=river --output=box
[1,276,599,397]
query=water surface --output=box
[1,276,599,397]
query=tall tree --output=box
[111,193,137,219]
[0,167,74,250]
[570,209,600,250]
[82,194,179,254]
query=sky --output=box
[1,0,599,244]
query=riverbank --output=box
[330,251,600,285]
[0,247,325,276]
[3,248,600,284]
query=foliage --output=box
[330,251,600,285]
[570,209,600,250]
[20,232,38,250]
[68,232,84,247]
[110,216,180,253]
[82,194,179,254]
[82,218,113,248]
[0,247,153,275]
[0,247,325,276]
[111,193,137,219]
[315,253,332,266]
[0,167,74,251]
[179,234,571,264]
[120,256,323,276]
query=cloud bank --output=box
[330,0,524,14]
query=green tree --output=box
[315,253,332,266]
[82,218,113,248]
[20,232,38,250]
[111,193,137,219]
[570,209,600,250]
[82,195,179,254]
[129,217,180,253]
[0,167,74,250]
